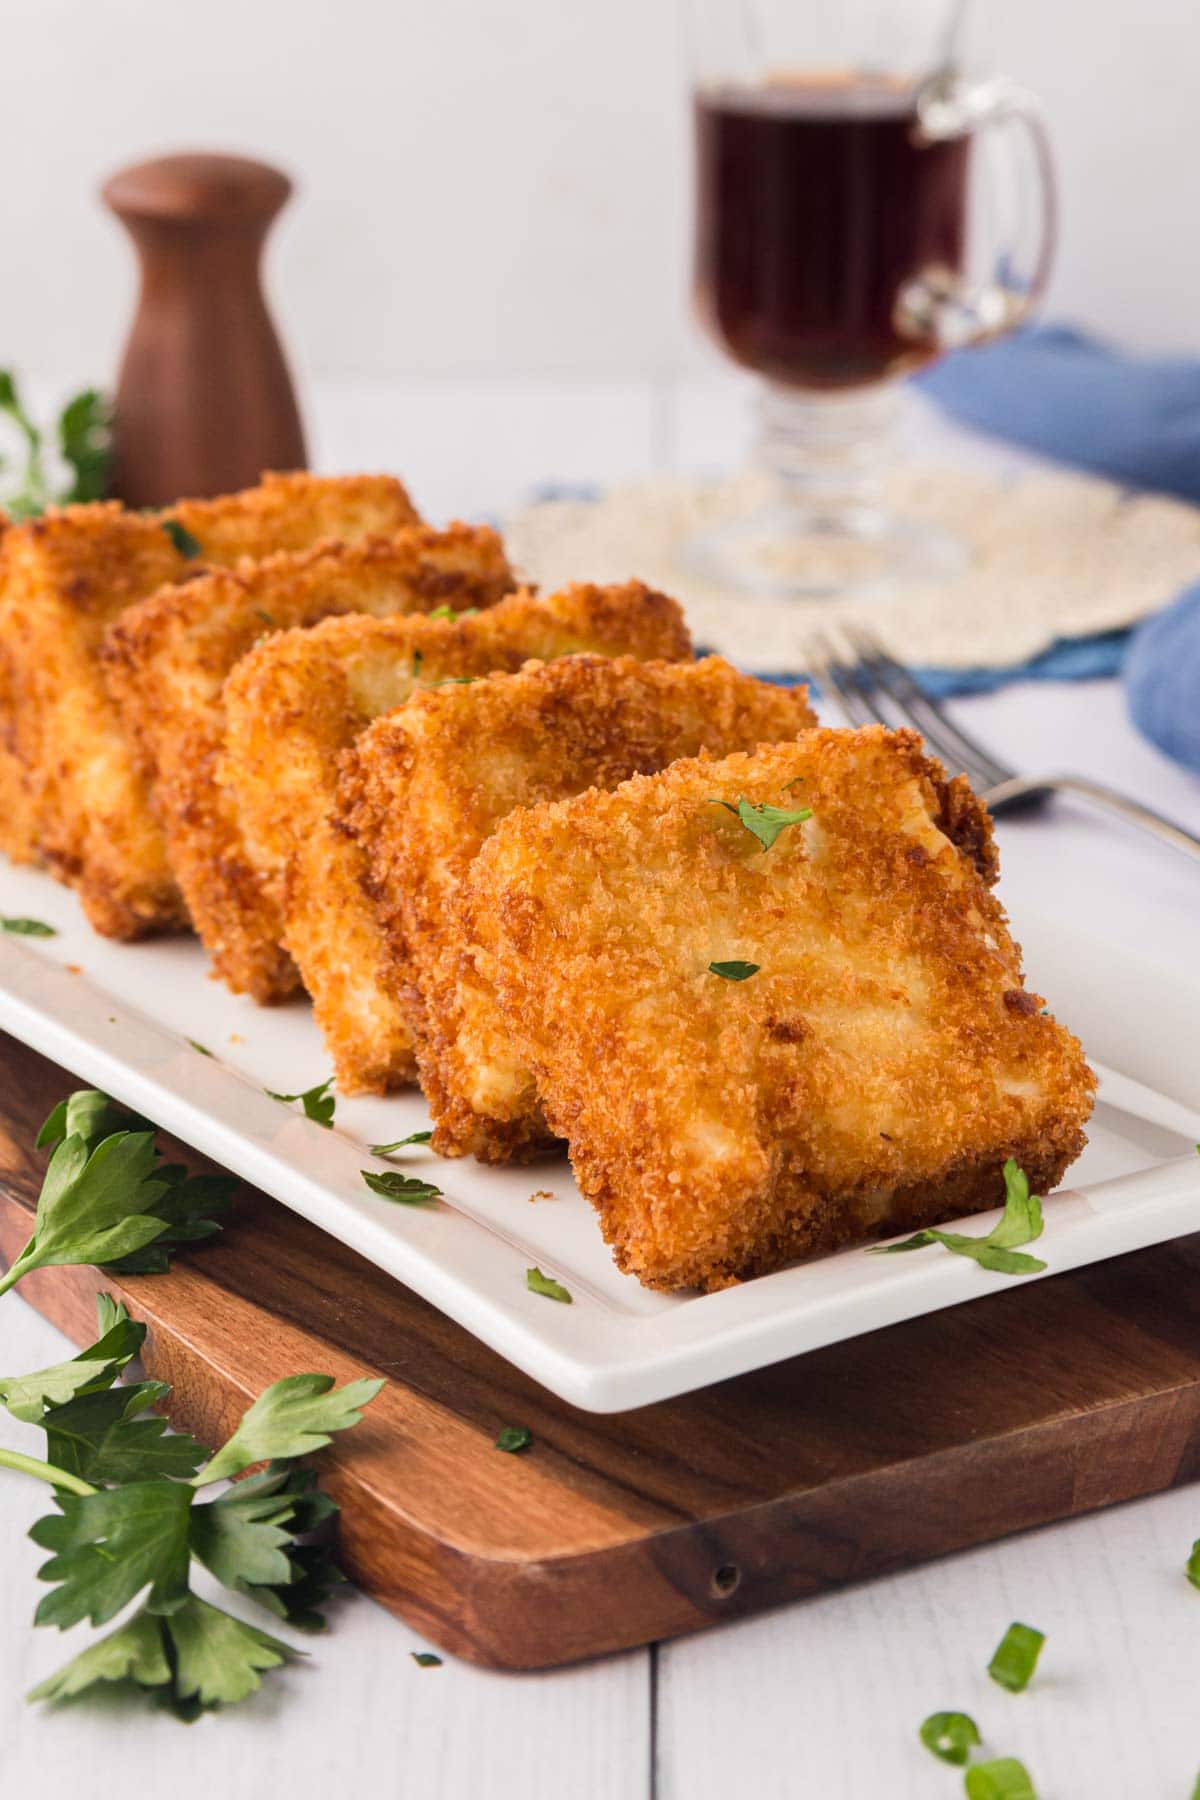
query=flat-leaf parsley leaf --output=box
[361,1169,442,1206]
[370,1129,433,1154]
[711,796,812,852]
[266,1077,336,1128]
[160,518,202,559]
[709,960,759,982]
[869,1159,1046,1276]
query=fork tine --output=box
[807,633,880,729]
[847,628,1010,789]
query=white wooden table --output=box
[2,378,1199,1800]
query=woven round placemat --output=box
[507,464,1200,674]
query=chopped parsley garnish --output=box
[988,1621,1045,1693]
[410,649,423,679]
[428,603,478,621]
[964,1758,1038,1799]
[376,1123,437,1152]
[710,796,812,852]
[918,1711,981,1766]
[186,1038,214,1057]
[495,1426,532,1454]
[411,1651,443,1667]
[254,608,274,627]
[266,1077,335,1128]
[161,518,202,559]
[0,915,57,936]
[526,1266,572,1303]
[428,675,476,687]
[869,1159,1046,1276]
[370,1130,433,1155]
[709,960,759,982]
[361,1169,441,1206]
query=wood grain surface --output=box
[102,152,307,505]
[3,1027,1200,1671]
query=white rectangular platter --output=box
[0,859,1198,1413]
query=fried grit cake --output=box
[339,654,818,1154]
[464,727,1096,1289]
[102,523,513,1001]
[223,582,692,1092]
[0,473,417,938]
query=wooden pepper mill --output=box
[101,152,307,506]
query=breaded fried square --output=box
[464,727,1096,1289]
[223,582,693,1091]
[339,654,817,1152]
[101,523,513,1001]
[0,472,416,938]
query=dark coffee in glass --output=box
[694,78,971,391]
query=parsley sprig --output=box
[24,1090,231,1290]
[0,1296,382,1717]
[0,371,111,519]
[870,1159,1046,1276]
[0,1090,234,1298]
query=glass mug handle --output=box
[895,73,1057,351]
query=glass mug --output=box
[686,0,1055,599]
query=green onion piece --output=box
[1186,1539,1200,1590]
[964,1757,1038,1799]
[495,1426,533,1454]
[918,1711,980,1766]
[987,1621,1045,1693]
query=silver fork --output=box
[807,627,1200,862]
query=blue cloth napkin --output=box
[918,325,1200,503]
[919,328,1200,765]
[1124,584,1200,772]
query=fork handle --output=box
[983,774,1200,862]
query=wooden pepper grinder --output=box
[102,152,307,506]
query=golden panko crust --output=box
[225,582,693,1092]
[101,523,514,999]
[0,474,418,938]
[340,653,817,1151]
[463,727,1097,1291]
[163,471,418,563]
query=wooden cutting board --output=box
[4,1028,1200,1671]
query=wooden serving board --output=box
[4,1028,1200,1671]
